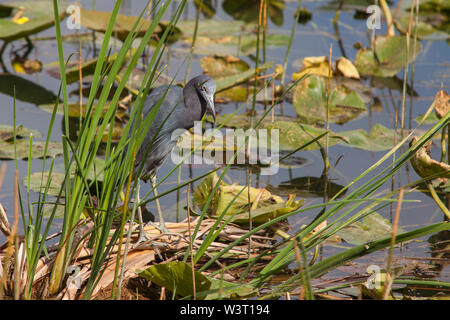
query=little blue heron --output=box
[129,75,216,246]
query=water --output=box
[0,0,449,285]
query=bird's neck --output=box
[183,83,206,123]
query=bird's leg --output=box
[150,175,170,234]
[133,182,151,247]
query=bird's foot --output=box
[146,221,170,235]
[132,230,169,259]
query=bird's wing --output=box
[132,85,185,177]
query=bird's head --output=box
[193,75,216,125]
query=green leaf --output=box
[338,124,397,152]
[0,73,57,105]
[0,1,67,42]
[138,261,257,299]
[222,0,285,26]
[263,121,339,151]
[354,36,422,77]
[0,139,62,160]
[293,75,367,125]
[337,212,404,245]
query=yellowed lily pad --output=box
[292,56,333,80]
[335,57,360,79]
[193,172,303,225]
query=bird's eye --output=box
[201,86,207,91]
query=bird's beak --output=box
[206,95,216,125]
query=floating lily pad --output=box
[23,172,65,197]
[47,49,135,84]
[138,261,257,299]
[395,0,450,40]
[177,19,255,37]
[338,124,397,152]
[415,111,440,124]
[193,172,303,225]
[38,102,127,118]
[292,56,333,80]
[0,73,56,105]
[354,36,422,77]
[0,1,67,42]
[25,158,106,196]
[293,75,367,125]
[264,121,339,151]
[0,124,41,141]
[0,139,63,160]
[201,55,250,77]
[223,0,285,26]
[181,34,290,56]
[205,113,297,129]
[80,8,171,42]
[267,176,346,199]
[337,212,403,245]
[214,61,273,93]
[335,57,360,79]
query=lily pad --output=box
[193,172,303,225]
[205,113,298,129]
[0,1,67,42]
[138,261,257,299]
[0,139,63,160]
[338,124,397,152]
[354,36,422,77]
[263,121,339,151]
[292,56,333,80]
[23,172,65,197]
[337,212,404,245]
[177,19,255,38]
[0,124,41,141]
[335,57,360,79]
[47,49,135,84]
[395,0,450,40]
[25,158,106,196]
[80,8,175,42]
[0,73,56,105]
[181,34,290,56]
[201,55,249,77]
[223,0,285,26]
[267,176,346,199]
[293,75,367,125]
[38,102,127,119]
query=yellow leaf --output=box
[12,16,29,24]
[292,56,332,80]
[335,57,360,79]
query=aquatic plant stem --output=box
[382,188,403,300]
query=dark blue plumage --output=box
[130,75,216,244]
